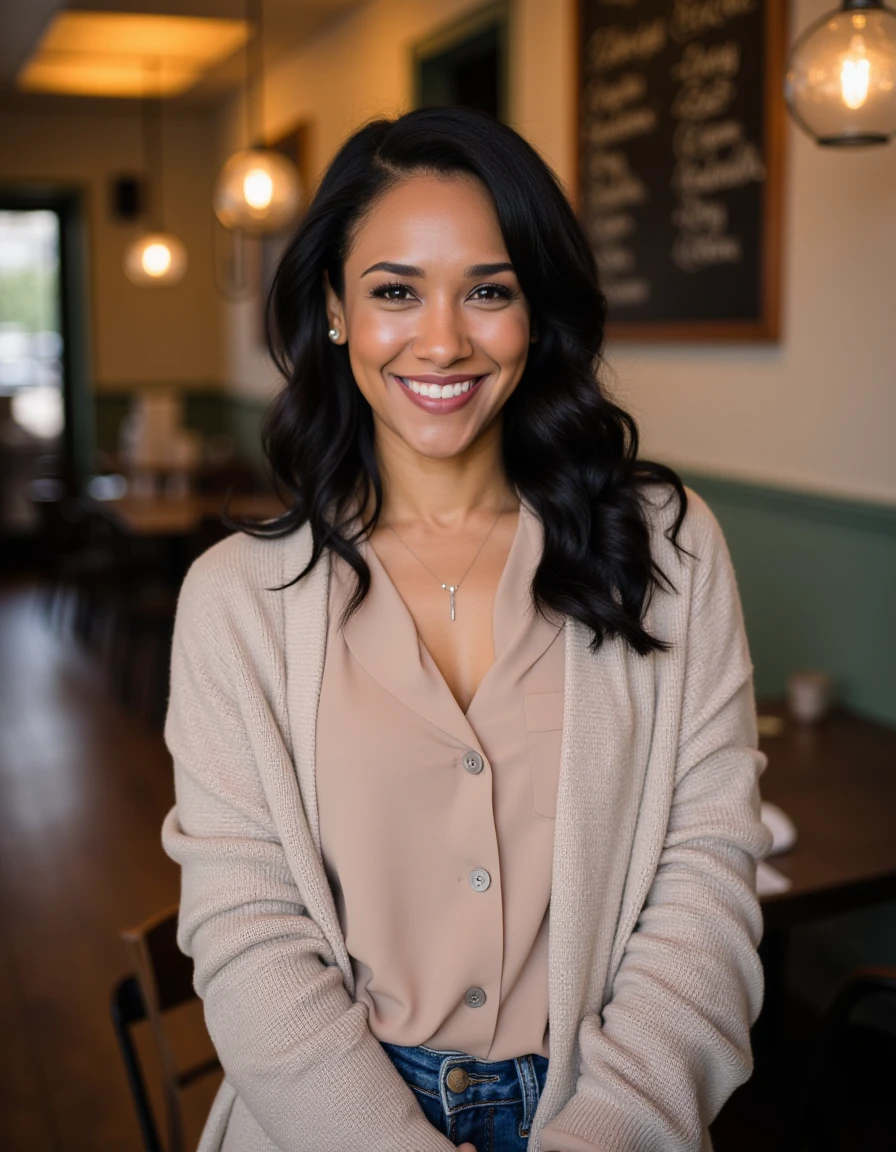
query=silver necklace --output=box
[383,498,509,622]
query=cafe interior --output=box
[0,0,894,1148]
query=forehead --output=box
[346,173,508,267]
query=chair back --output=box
[117,905,220,1152]
[800,966,896,1151]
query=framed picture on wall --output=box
[576,0,787,341]
[258,122,313,345]
[412,0,511,121]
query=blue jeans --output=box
[382,1041,549,1151]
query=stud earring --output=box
[328,327,341,342]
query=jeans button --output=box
[446,1067,471,1093]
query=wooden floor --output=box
[0,578,218,1151]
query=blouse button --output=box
[465,987,487,1009]
[462,751,484,774]
[469,868,491,892]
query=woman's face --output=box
[325,172,532,463]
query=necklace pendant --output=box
[441,584,459,622]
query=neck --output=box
[372,420,517,529]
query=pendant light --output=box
[124,60,188,286]
[784,0,896,146]
[213,0,301,232]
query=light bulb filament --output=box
[243,168,274,210]
[142,242,173,277]
[841,37,870,110]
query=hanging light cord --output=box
[245,0,265,149]
[140,57,164,230]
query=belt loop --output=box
[515,1054,539,1134]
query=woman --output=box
[163,107,771,1152]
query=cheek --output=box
[348,307,411,364]
[474,310,531,364]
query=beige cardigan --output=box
[162,486,771,1152]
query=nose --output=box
[411,297,473,366]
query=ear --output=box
[323,270,347,343]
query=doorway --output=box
[0,190,91,549]
[413,1,510,121]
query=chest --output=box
[369,514,519,713]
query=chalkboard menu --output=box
[577,0,786,340]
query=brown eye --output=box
[370,282,414,301]
[470,283,514,302]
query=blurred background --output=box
[0,0,895,1149]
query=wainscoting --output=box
[681,470,896,728]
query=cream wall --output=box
[222,0,896,506]
[0,104,223,391]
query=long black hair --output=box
[245,106,687,655]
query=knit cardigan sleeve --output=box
[540,494,772,1152]
[161,539,455,1152]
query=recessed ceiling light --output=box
[18,12,249,98]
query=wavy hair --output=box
[241,106,688,655]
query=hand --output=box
[456,1145,478,1152]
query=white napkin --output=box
[760,801,797,855]
[757,859,793,896]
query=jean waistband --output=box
[381,1042,548,1131]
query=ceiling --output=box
[0,0,369,109]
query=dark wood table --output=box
[89,492,286,537]
[756,701,896,931]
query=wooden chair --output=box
[798,965,896,1151]
[111,906,221,1152]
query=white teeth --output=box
[400,375,481,398]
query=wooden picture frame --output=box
[574,0,787,341]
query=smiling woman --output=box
[162,107,771,1152]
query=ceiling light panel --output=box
[18,12,249,98]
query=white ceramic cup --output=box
[787,670,833,724]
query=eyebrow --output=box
[360,260,516,278]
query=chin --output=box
[401,423,479,460]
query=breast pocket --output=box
[524,691,564,819]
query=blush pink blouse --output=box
[315,500,565,1060]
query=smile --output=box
[395,374,486,398]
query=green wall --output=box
[682,471,896,728]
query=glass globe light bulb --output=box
[784,1,896,146]
[213,148,302,233]
[124,231,188,286]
